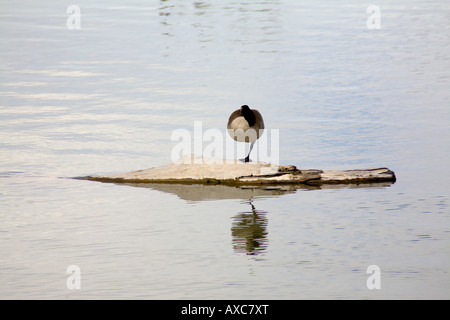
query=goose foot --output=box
[240,156,251,163]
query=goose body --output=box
[227,105,265,162]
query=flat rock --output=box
[81,155,396,186]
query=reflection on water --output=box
[112,182,276,255]
[231,200,268,256]
[95,181,395,257]
[158,0,282,50]
[117,182,297,201]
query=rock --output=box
[79,154,396,186]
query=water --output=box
[0,0,449,299]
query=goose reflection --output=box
[95,182,391,257]
[231,200,268,255]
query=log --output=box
[80,155,396,187]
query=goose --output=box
[227,105,265,162]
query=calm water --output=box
[1,0,449,299]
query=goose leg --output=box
[244,142,255,163]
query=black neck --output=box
[241,108,256,127]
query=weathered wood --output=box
[80,155,396,186]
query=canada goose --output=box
[227,105,265,162]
